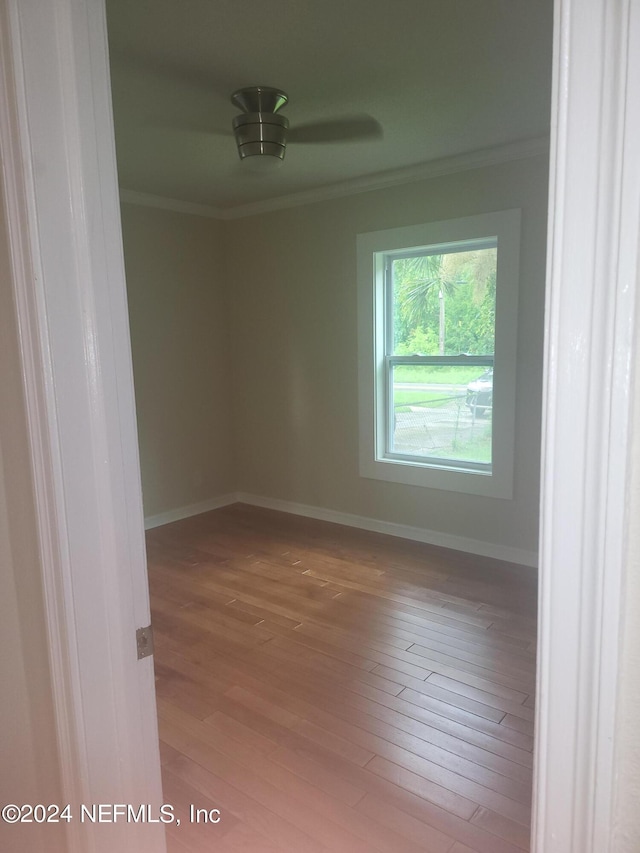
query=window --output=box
[357,210,520,498]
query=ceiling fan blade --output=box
[109,48,235,102]
[146,119,232,137]
[288,114,382,144]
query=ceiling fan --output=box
[230,85,382,169]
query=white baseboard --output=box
[236,492,538,568]
[144,490,538,567]
[143,493,238,530]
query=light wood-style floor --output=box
[147,503,537,853]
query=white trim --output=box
[144,493,237,529]
[142,490,538,566]
[357,210,520,499]
[119,188,224,220]
[0,9,85,851]
[143,490,538,565]
[533,0,640,851]
[236,492,538,568]
[0,2,165,851]
[119,136,549,222]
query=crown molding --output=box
[118,188,223,219]
[221,135,549,219]
[119,135,549,222]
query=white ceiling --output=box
[106,0,553,213]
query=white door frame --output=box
[0,1,164,851]
[533,0,639,849]
[1,1,638,852]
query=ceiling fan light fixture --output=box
[241,151,285,173]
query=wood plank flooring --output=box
[146,503,537,853]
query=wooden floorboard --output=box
[147,503,537,852]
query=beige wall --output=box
[224,155,548,555]
[121,204,234,518]
[122,158,546,557]
[0,194,63,853]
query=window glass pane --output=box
[391,248,497,357]
[390,364,493,465]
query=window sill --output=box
[359,453,513,499]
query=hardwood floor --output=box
[146,503,537,853]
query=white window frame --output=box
[357,209,521,499]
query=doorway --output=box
[1,1,638,852]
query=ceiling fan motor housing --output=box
[232,112,289,160]
[231,86,289,161]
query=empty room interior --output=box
[106,1,553,851]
